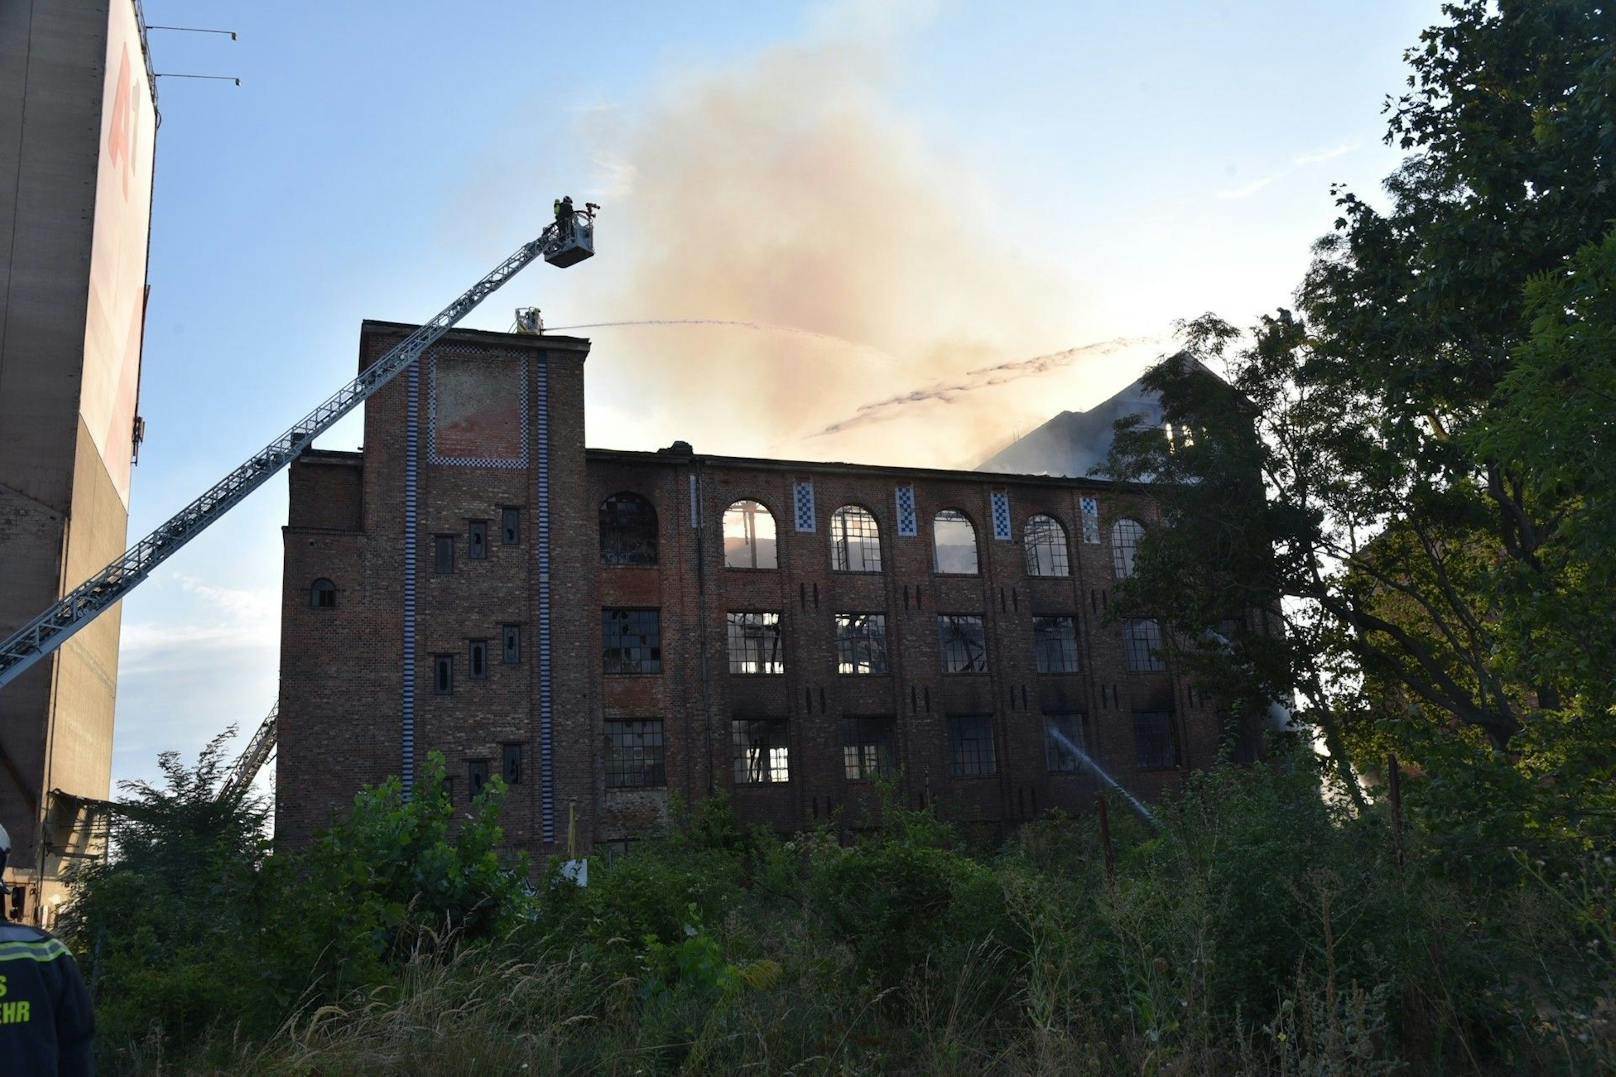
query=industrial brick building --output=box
[277,321,1252,852]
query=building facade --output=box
[277,321,1250,852]
[0,0,157,920]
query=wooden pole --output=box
[1097,794,1117,886]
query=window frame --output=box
[600,492,659,567]
[1110,518,1146,579]
[1023,514,1071,578]
[309,578,337,609]
[1044,712,1087,773]
[932,509,981,576]
[949,715,997,777]
[1133,711,1180,770]
[501,743,523,785]
[1123,618,1167,673]
[842,716,897,781]
[500,506,522,545]
[604,718,666,789]
[829,504,883,574]
[603,608,663,675]
[834,612,889,675]
[432,654,454,695]
[432,534,455,575]
[468,638,489,681]
[467,758,491,798]
[501,623,522,665]
[722,498,779,570]
[937,613,989,674]
[726,611,785,675]
[468,519,489,561]
[1033,615,1080,674]
[731,717,791,784]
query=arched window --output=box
[830,505,882,573]
[1023,514,1069,577]
[933,510,979,575]
[723,499,777,569]
[1111,518,1145,579]
[309,578,337,609]
[600,493,658,566]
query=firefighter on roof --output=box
[0,822,94,1076]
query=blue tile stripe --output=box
[402,363,419,798]
[536,360,555,844]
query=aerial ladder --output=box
[0,202,597,693]
[216,701,278,805]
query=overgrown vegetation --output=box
[61,1,1616,1073]
[63,746,1614,1074]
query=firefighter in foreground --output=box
[0,823,94,1076]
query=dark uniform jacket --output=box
[0,922,94,1077]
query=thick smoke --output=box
[575,17,1148,468]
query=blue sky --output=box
[115,0,1442,792]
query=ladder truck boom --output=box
[0,205,596,693]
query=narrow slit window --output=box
[468,639,488,680]
[433,654,453,694]
[502,624,521,665]
[502,743,523,785]
[468,759,491,797]
[433,535,455,575]
[468,520,489,561]
[500,506,521,545]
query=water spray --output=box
[1047,726,1161,830]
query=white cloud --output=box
[1294,141,1359,166]
[1215,175,1278,200]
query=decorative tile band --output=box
[1080,496,1101,544]
[895,484,917,537]
[793,478,816,532]
[991,489,1013,541]
[535,360,555,845]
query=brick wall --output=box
[278,322,1240,858]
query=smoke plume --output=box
[572,11,1150,468]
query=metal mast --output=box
[0,212,592,692]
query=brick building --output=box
[277,321,1252,853]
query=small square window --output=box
[727,612,784,675]
[468,520,489,561]
[502,743,523,784]
[468,759,491,797]
[433,535,455,575]
[835,613,888,674]
[469,639,489,680]
[433,655,453,694]
[501,506,521,545]
[502,624,521,665]
[604,609,662,674]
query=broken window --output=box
[1110,518,1145,579]
[732,718,790,783]
[309,578,337,609]
[1044,712,1087,772]
[468,520,489,561]
[604,719,665,789]
[603,609,662,674]
[727,612,784,674]
[500,506,521,545]
[1134,711,1179,769]
[468,758,491,797]
[433,534,455,575]
[502,624,521,665]
[938,614,988,674]
[468,639,489,680]
[933,510,979,575]
[723,499,777,569]
[830,505,882,573]
[1123,618,1166,672]
[949,716,996,777]
[433,654,453,695]
[1033,616,1079,674]
[502,743,523,785]
[835,612,889,674]
[600,492,658,566]
[842,717,897,780]
[1023,514,1070,577]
